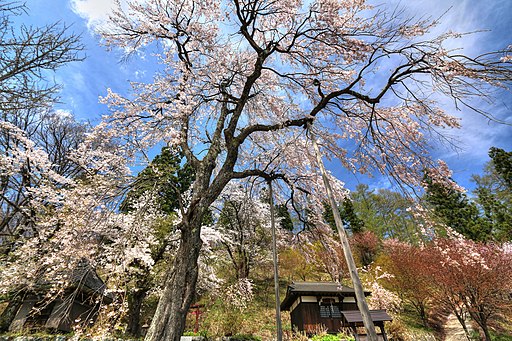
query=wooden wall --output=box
[290,298,360,334]
[291,302,343,334]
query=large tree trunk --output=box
[126,288,147,337]
[144,221,202,341]
[474,316,491,341]
[466,305,491,341]
[415,302,428,327]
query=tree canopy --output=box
[1,0,512,340]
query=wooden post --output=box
[381,323,388,341]
[308,124,379,341]
[268,180,283,341]
[352,326,360,341]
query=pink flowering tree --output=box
[361,266,402,315]
[0,116,141,333]
[91,0,512,339]
[0,2,87,329]
[384,239,433,326]
[428,234,512,341]
[0,114,88,254]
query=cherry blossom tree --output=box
[350,231,380,268]
[384,231,512,340]
[361,266,402,315]
[213,184,273,281]
[0,120,74,330]
[0,116,136,332]
[0,5,85,328]
[0,113,88,256]
[93,0,512,339]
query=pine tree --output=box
[489,147,512,189]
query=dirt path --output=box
[444,314,473,341]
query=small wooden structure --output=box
[280,282,392,339]
[341,310,392,341]
[9,261,112,332]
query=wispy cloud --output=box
[378,0,512,185]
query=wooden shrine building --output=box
[280,282,392,340]
[9,261,112,332]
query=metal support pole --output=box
[268,180,283,341]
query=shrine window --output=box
[319,297,341,318]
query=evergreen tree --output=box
[276,204,294,231]
[120,147,195,337]
[260,188,295,231]
[489,147,512,189]
[323,197,365,234]
[121,147,195,214]
[424,175,492,241]
[341,197,365,234]
[472,147,512,241]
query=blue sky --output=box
[21,0,512,192]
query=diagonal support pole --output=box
[308,123,378,341]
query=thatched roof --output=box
[34,258,111,300]
[68,259,108,295]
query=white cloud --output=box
[70,0,117,29]
[53,109,74,119]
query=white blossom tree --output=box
[212,183,273,281]
[0,0,84,257]
[0,115,135,332]
[82,0,512,339]
[0,114,88,255]
[0,5,86,328]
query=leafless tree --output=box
[0,1,85,254]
